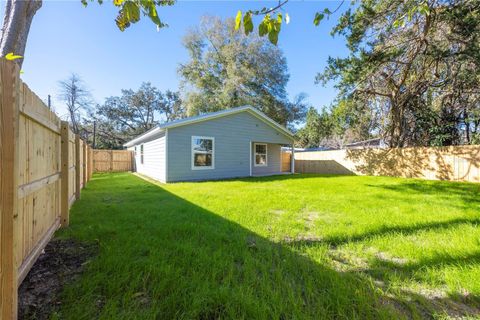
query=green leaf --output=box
[258,20,268,37]
[314,12,324,26]
[5,52,23,61]
[407,9,414,21]
[243,12,253,35]
[125,1,140,22]
[273,19,281,32]
[235,10,242,30]
[145,2,163,28]
[268,29,279,45]
[114,0,124,6]
[418,3,430,16]
[115,2,140,31]
[393,18,403,28]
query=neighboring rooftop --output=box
[345,138,387,149]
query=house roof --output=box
[345,138,386,149]
[124,106,294,148]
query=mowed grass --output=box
[54,173,480,319]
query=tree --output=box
[159,90,184,122]
[1,0,431,70]
[94,82,183,147]
[0,0,42,67]
[179,16,306,127]
[296,99,378,149]
[296,108,322,148]
[58,73,93,134]
[81,118,127,149]
[318,0,480,147]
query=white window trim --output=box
[254,143,268,167]
[191,136,215,170]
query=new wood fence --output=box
[286,145,480,183]
[92,149,133,172]
[281,151,291,172]
[0,61,97,319]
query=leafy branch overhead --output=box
[81,0,175,31]
[235,9,285,45]
[234,0,349,45]
[80,0,340,45]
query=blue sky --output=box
[4,1,349,119]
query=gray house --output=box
[124,106,295,183]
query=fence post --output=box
[60,121,70,227]
[291,145,295,174]
[110,150,113,172]
[131,150,134,172]
[89,147,93,179]
[82,140,87,188]
[92,148,95,175]
[0,60,19,319]
[75,134,81,199]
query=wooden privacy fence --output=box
[92,149,133,172]
[281,151,291,172]
[0,60,95,319]
[287,145,480,183]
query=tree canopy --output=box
[178,16,306,127]
[84,82,183,148]
[317,0,480,147]
[57,73,93,134]
[296,99,378,149]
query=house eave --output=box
[123,127,164,148]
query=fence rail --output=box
[0,61,96,319]
[287,145,480,183]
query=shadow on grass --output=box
[362,252,480,318]
[288,217,480,248]
[187,172,358,184]
[367,180,480,206]
[59,173,398,319]
[286,215,480,318]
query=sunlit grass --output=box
[54,173,480,319]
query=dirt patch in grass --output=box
[18,238,97,320]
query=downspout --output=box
[249,140,252,176]
[165,128,169,183]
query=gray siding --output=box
[251,143,282,175]
[167,111,292,182]
[130,131,166,182]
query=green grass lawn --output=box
[54,173,480,319]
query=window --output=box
[134,146,137,156]
[254,143,267,166]
[140,144,144,164]
[192,136,214,170]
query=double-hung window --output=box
[192,136,214,170]
[254,143,267,166]
[140,144,144,164]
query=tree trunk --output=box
[0,0,42,68]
